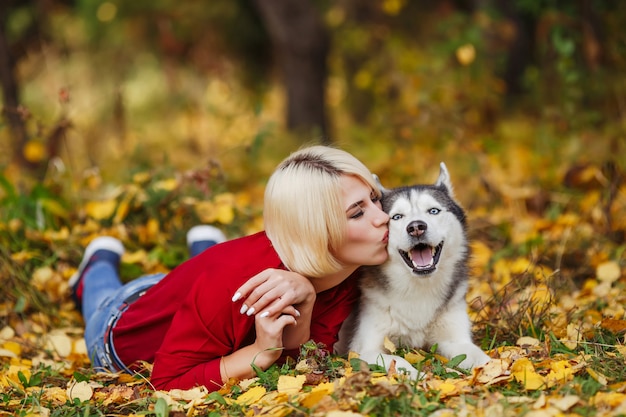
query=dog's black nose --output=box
[407,220,427,237]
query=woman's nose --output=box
[375,209,390,226]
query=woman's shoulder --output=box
[188,230,284,282]
[203,230,277,260]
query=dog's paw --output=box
[460,348,491,369]
[439,342,491,370]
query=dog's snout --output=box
[407,220,427,237]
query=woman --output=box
[70,145,389,391]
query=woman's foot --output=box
[187,225,226,257]
[69,237,124,311]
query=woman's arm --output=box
[152,307,299,390]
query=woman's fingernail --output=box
[232,292,242,302]
[259,311,269,318]
[295,309,301,317]
[246,307,256,316]
[240,304,248,314]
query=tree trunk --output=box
[252,0,330,142]
[0,14,32,168]
[494,0,536,98]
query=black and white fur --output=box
[339,163,490,378]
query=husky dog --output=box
[344,163,490,378]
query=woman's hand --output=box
[220,310,297,383]
[232,269,316,317]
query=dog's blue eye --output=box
[429,208,441,215]
[391,214,403,220]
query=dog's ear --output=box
[373,173,388,193]
[435,162,455,198]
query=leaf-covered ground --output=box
[0,154,625,417]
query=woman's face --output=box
[334,175,390,269]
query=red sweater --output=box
[112,231,359,391]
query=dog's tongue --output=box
[410,246,433,267]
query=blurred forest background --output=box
[1,0,625,329]
[1,1,626,415]
[1,0,625,309]
[2,0,624,194]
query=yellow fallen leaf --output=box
[41,386,67,405]
[23,140,46,163]
[530,284,552,306]
[591,391,626,408]
[39,198,69,218]
[84,200,117,220]
[123,250,148,264]
[404,351,425,364]
[2,341,21,356]
[469,240,492,275]
[383,336,397,354]
[214,193,236,224]
[194,201,215,223]
[10,250,38,262]
[154,178,178,191]
[132,171,151,184]
[113,198,130,224]
[511,358,545,390]
[586,368,608,386]
[276,374,306,394]
[561,322,583,350]
[429,380,459,398]
[456,43,476,66]
[545,360,574,387]
[235,386,266,405]
[1,364,31,388]
[510,257,533,274]
[301,382,334,408]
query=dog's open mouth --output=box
[398,242,444,275]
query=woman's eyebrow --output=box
[346,200,364,212]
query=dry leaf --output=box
[511,358,545,390]
[596,261,621,283]
[234,386,266,405]
[600,318,626,334]
[475,359,511,384]
[548,394,580,411]
[44,331,72,358]
[276,375,306,394]
[383,336,397,354]
[66,381,93,402]
[517,336,541,347]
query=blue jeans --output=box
[83,266,165,372]
[83,240,217,372]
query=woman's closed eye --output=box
[348,193,382,219]
[348,205,365,219]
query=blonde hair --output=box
[264,145,380,277]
